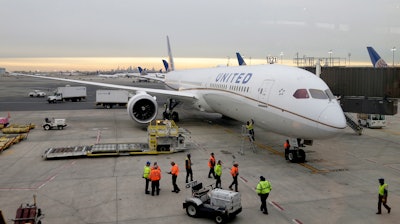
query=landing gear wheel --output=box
[171,111,179,122]
[214,213,226,224]
[288,150,297,163]
[186,204,198,217]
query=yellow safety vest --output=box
[143,166,151,178]
[256,180,271,194]
[379,183,388,196]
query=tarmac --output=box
[0,75,399,224]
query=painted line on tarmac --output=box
[255,142,328,174]
[0,160,76,191]
[270,201,284,211]
[292,219,304,224]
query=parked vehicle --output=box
[357,113,386,128]
[28,90,46,97]
[183,181,242,224]
[47,86,86,103]
[42,118,67,130]
[95,89,133,109]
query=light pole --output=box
[391,47,396,67]
[348,53,351,66]
[280,52,284,64]
[328,50,333,66]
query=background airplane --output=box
[17,36,347,163]
[367,46,388,68]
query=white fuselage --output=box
[165,64,346,140]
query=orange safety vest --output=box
[284,142,290,149]
[208,156,216,168]
[149,168,161,181]
[230,166,239,177]
[171,164,179,176]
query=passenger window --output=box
[309,89,328,99]
[293,89,309,99]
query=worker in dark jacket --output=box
[185,154,193,183]
[377,178,391,214]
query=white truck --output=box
[95,89,133,109]
[357,113,386,128]
[47,86,87,103]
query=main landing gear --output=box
[162,99,180,122]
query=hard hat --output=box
[146,161,150,165]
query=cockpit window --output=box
[309,89,328,99]
[325,89,335,101]
[293,89,309,99]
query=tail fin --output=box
[138,67,146,75]
[236,52,247,66]
[162,59,169,72]
[367,47,388,68]
[166,36,175,71]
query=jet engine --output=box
[127,92,158,124]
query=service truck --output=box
[95,89,132,108]
[357,113,386,128]
[47,86,87,103]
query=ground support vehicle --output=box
[28,90,46,97]
[42,118,67,130]
[12,195,44,224]
[95,89,132,109]
[357,113,386,128]
[42,120,191,159]
[183,181,242,224]
[47,86,86,103]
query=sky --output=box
[0,0,399,71]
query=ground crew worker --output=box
[152,162,161,171]
[284,139,290,160]
[168,161,180,193]
[185,154,193,183]
[149,164,161,196]
[208,152,216,178]
[214,160,222,188]
[377,178,391,214]
[229,162,239,192]
[246,119,255,141]
[143,161,151,194]
[256,176,271,214]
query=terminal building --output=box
[0,67,6,75]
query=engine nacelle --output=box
[127,92,158,124]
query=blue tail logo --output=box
[367,47,388,68]
[236,52,246,66]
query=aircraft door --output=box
[258,79,275,103]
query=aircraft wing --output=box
[17,74,197,101]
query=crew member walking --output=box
[377,178,391,214]
[185,154,193,183]
[284,139,290,160]
[214,160,223,188]
[256,176,272,214]
[208,152,216,178]
[229,162,239,192]
[168,161,180,193]
[149,164,161,196]
[143,161,151,194]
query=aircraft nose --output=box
[318,105,347,131]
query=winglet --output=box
[367,46,388,68]
[167,36,175,71]
[236,52,247,66]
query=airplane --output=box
[17,36,347,163]
[367,46,388,68]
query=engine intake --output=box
[127,92,158,124]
